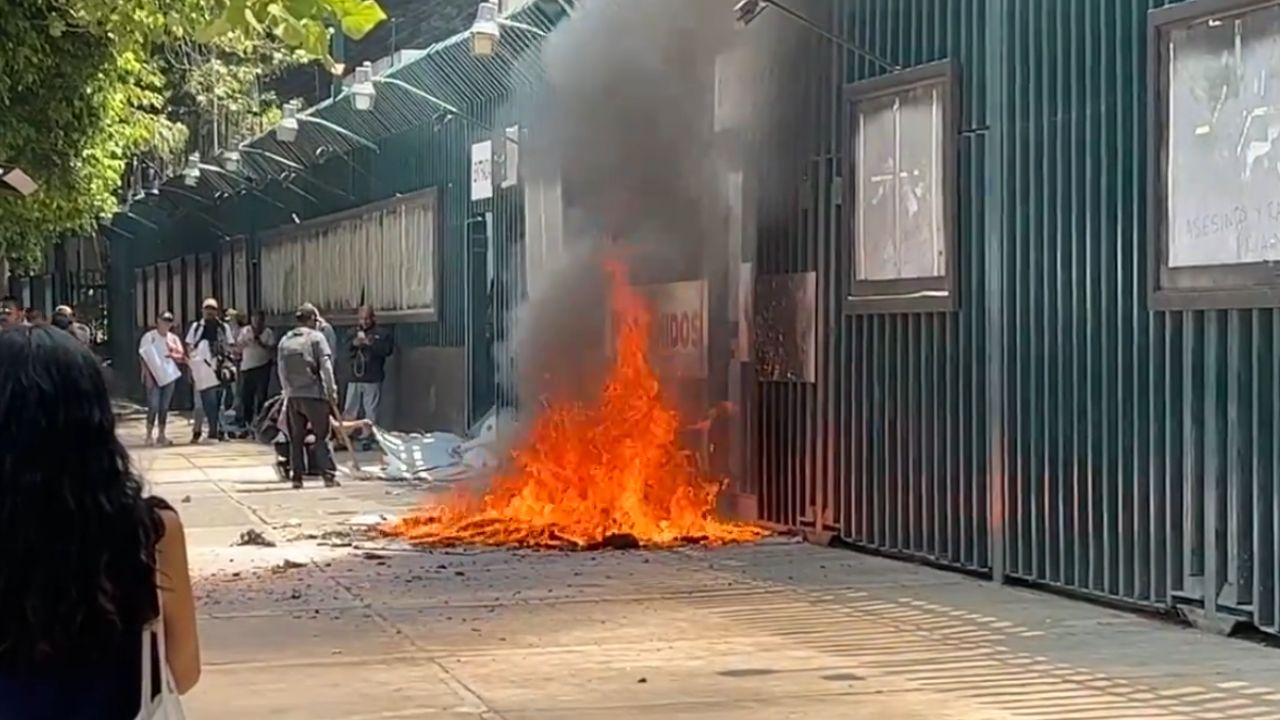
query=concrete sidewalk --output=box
[129,422,1280,719]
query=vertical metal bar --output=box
[1204,311,1222,623]
[1252,310,1273,629]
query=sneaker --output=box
[323,476,340,489]
[291,477,304,490]
[216,433,229,443]
[157,436,173,447]
[144,434,154,446]
[190,433,202,445]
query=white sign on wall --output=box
[471,140,493,201]
[614,279,708,380]
[501,126,520,189]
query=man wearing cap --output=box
[277,304,340,488]
[185,297,234,442]
[138,311,186,445]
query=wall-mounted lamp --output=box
[182,153,201,187]
[277,100,301,143]
[347,61,510,143]
[0,166,38,198]
[471,2,501,56]
[351,63,376,111]
[274,97,379,152]
[469,1,547,58]
[220,149,242,173]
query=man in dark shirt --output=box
[344,305,393,449]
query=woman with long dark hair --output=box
[0,325,200,717]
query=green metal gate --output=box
[754,0,1280,635]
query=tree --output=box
[0,0,386,265]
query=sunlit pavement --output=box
[124,416,1280,720]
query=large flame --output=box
[386,260,764,550]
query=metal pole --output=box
[767,0,899,72]
[985,0,1009,584]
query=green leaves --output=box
[197,0,387,64]
[0,0,388,260]
[328,0,388,40]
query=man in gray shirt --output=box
[277,304,340,489]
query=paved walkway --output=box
[128,418,1280,719]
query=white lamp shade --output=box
[353,86,375,111]
[471,1,501,57]
[471,30,498,57]
[277,119,299,143]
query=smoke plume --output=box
[498,0,812,417]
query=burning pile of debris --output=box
[382,262,764,551]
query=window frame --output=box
[844,60,959,315]
[258,188,441,323]
[1148,0,1280,310]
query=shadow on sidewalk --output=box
[192,535,1280,719]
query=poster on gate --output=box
[609,279,708,380]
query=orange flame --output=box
[386,260,764,550]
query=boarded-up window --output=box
[854,85,946,281]
[219,238,250,312]
[1149,1,1280,308]
[259,190,437,316]
[846,61,957,313]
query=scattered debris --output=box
[586,533,641,551]
[180,495,192,504]
[637,677,648,684]
[272,559,308,574]
[231,529,276,547]
[360,551,390,561]
[363,407,517,482]
[347,513,396,528]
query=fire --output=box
[386,260,765,550]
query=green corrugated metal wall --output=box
[755,0,1280,634]
[107,3,560,415]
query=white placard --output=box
[612,280,708,380]
[138,336,182,387]
[471,140,493,201]
[501,126,520,189]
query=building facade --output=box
[99,0,1280,638]
[734,0,1280,637]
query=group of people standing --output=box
[0,297,93,344]
[137,298,271,445]
[137,299,394,488]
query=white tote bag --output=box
[134,603,185,720]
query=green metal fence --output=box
[106,1,565,425]
[753,0,1280,634]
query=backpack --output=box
[278,329,326,394]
